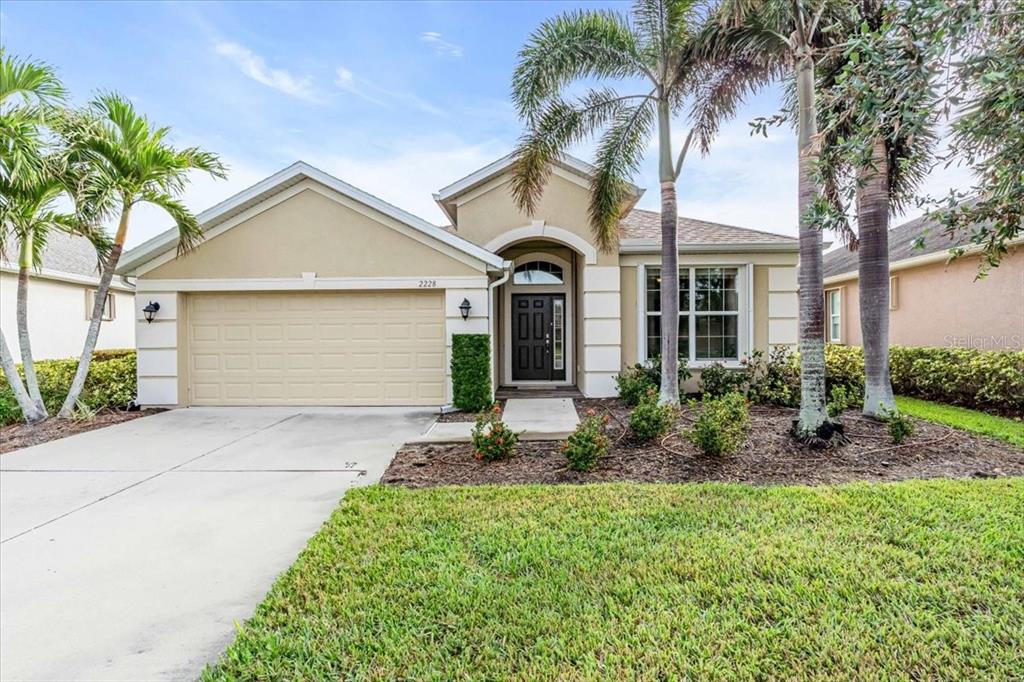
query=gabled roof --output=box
[822,210,975,280]
[618,208,798,251]
[118,161,505,275]
[433,152,644,225]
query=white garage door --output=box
[187,291,446,406]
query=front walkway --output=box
[412,398,580,443]
[0,407,435,681]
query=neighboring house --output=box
[822,213,1024,350]
[0,231,135,363]
[117,156,800,407]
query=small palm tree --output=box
[711,0,841,437]
[56,93,225,418]
[510,0,756,405]
[0,53,74,423]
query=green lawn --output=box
[204,480,1024,681]
[897,396,1024,448]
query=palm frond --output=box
[589,100,656,251]
[142,191,204,255]
[511,9,649,119]
[0,51,67,108]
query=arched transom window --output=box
[513,260,564,285]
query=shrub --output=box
[698,362,747,398]
[744,344,1021,415]
[825,344,866,397]
[451,334,491,412]
[745,347,800,407]
[0,352,137,425]
[685,392,750,456]
[881,407,916,445]
[646,354,693,390]
[827,384,860,418]
[562,409,610,471]
[471,404,519,461]
[629,389,677,442]
[615,364,656,407]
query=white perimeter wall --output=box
[0,272,135,362]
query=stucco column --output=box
[135,291,181,406]
[581,265,621,397]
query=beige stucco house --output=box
[117,156,800,407]
[822,213,1023,350]
[1,231,135,362]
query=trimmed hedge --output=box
[0,352,137,425]
[451,334,491,412]
[746,345,1021,415]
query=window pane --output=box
[646,269,661,312]
[513,261,563,284]
[648,267,690,312]
[695,313,739,360]
[646,315,661,360]
[695,267,739,312]
[553,299,564,370]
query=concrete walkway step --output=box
[411,398,580,443]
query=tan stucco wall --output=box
[828,248,1024,349]
[144,187,481,280]
[753,265,770,351]
[453,172,619,266]
[620,265,637,368]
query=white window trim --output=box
[86,290,116,321]
[826,288,842,343]
[639,264,750,368]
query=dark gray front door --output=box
[511,294,565,381]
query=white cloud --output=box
[420,32,463,58]
[295,137,507,223]
[334,66,445,117]
[214,41,318,102]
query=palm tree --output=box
[0,53,70,423]
[56,93,225,418]
[814,0,938,417]
[711,0,840,437]
[510,0,752,405]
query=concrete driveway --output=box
[0,406,435,681]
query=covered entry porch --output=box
[486,225,621,398]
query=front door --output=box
[511,294,566,381]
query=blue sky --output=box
[3,0,970,248]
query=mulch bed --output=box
[0,409,162,454]
[383,398,1024,488]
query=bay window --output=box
[644,266,742,363]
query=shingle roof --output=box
[822,211,975,279]
[619,208,797,245]
[1,230,105,279]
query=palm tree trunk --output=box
[58,205,130,418]
[17,232,47,418]
[1,330,45,423]
[794,50,829,434]
[856,138,896,417]
[656,97,680,405]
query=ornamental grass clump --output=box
[471,404,520,462]
[562,409,610,472]
[629,389,677,442]
[685,392,750,457]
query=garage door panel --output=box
[187,291,445,406]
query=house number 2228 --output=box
[418,280,437,288]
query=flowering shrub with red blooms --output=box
[471,404,520,462]
[562,409,610,472]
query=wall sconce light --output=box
[143,301,161,323]
[459,298,472,321]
